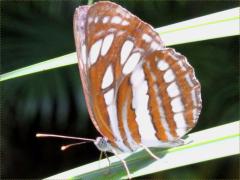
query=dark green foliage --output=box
[1,0,239,179]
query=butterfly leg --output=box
[104,151,111,167]
[139,143,160,161]
[98,151,103,169]
[111,148,132,179]
[104,151,112,175]
[99,151,112,173]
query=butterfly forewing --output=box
[74,5,102,135]
[74,1,202,152]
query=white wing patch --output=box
[101,34,114,56]
[157,60,169,71]
[122,52,141,75]
[107,104,130,152]
[176,129,186,137]
[121,40,134,65]
[174,112,187,129]
[94,16,99,23]
[130,64,145,87]
[102,65,114,89]
[132,79,160,146]
[104,88,114,106]
[153,84,174,141]
[167,82,180,98]
[111,16,122,24]
[163,69,175,83]
[122,20,129,26]
[102,16,110,24]
[88,17,93,24]
[142,33,152,43]
[89,39,102,65]
[171,97,184,113]
[150,41,159,50]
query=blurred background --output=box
[1,0,239,179]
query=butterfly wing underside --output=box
[74,1,201,152]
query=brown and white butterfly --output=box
[40,1,202,179]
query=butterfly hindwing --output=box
[130,48,201,147]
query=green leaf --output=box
[44,121,240,179]
[0,7,239,82]
[157,7,239,46]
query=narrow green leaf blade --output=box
[157,7,239,46]
[45,121,240,180]
[0,7,239,82]
[0,53,77,82]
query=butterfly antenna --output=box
[36,133,95,142]
[61,142,89,151]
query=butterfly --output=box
[39,1,202,179]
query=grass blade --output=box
[0,7,239,82]
[45,121,240,179]
[0,53,76,82]
[157,7,239,46]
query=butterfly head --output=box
[94,137,112,152]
